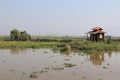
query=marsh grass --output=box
[0,40,120,52]
[0,41,60,49]
[70,41,120,52]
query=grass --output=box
[57,40,120,54]
[70,41,120,52]
[0,39,120,53]
[0,41,60,49]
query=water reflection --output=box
[10,48,20,54]
[10,48,28,55]
[107,51,112,57]
[89,53,104,66]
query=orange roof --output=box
[91,27,103,31]
[86,27,106,34]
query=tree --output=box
[19,31,31,41]
[10,29,31,41]
[10,29,19,41]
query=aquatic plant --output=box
[63,63,76,68]
[29,72,38,78]
[52,67,64,70]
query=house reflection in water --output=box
[89,53,104,66]
[107,51,112,58]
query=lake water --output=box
[0,48,120,80]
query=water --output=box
[0,48,120,80]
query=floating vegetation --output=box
[102,63,110,69]
[102,66,108,69]
[63,63,76,68]
[39,70,48,73]
[44,67,50,70]
[29,72,37,78]
[39,70,44,73]
[29,74,37,78]
[52,47,59,53]
[52,67,64,70]
[43,51,48,53]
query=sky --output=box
[0,0,120,36]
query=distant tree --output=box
[10,29,31,41]
[10,29,19,41]
[19,31,31,41]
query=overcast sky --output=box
[0,0,120,36]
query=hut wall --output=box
[90,33,104,41]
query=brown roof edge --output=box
[86,31,106,34]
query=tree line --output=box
[4,29,72,42]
